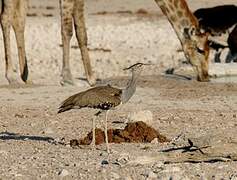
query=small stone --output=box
[42,127,54,135]
[152,162,164,173]
[128,110,153,125]
[58,169,69,177]
[70,139,79,148]
[151,138,158,144]
[116,153,130,165]
[101,160,109,166]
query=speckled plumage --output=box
[58,63,148,153]
[58,85,122,113]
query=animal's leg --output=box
[60,0,74,85]
[233,54,237,62]
[12,0,31,84]
[226,51,237,63]
[214,50,222,63]
[104,110,110,153]
[1,1,22,84]
[73,0,96,86]
[227,25,237,63]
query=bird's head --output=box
[123,63,152,73]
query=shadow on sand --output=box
[0,131,56,144]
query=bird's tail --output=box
[58,105,73,113]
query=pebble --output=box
[116,153,130,165]
[151,138,158,144]
[101,160,109,166]
[128,110,153,125]
[152,162,164,173]
[42,127,54,134]
[58,169,69,177]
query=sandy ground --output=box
[0,0,237,179]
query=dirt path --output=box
[0,75,237,179]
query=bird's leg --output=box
[105,110,110,153]
[91,111,101,150]
[91,115,96,150]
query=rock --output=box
[116,153,130,165]
[14,113,27,118]
[152,162,164,173]
[58,169,69,177]
[127,110,153,125]
[42,127,54,135]
[151,138,158,144]
[101,160,109,166]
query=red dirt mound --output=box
[70,121,169,147]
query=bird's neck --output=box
[121,71,140,104]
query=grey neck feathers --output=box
[121,70,141,104]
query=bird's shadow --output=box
[0,131,56,144]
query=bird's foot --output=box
[106,149,111,154]
[90,142,96,151]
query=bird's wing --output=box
[58,86,122,113]
[79,86,122,109]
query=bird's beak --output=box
[143,63,153,66]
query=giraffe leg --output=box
[12,0,31,84]
[73,0,96,86]
[60,0,74,86]
[104,110,110,153]
[1,2,22,84]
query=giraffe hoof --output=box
[60,79,74,86]
[61,69,74,86]
[87,74,97,87]
[25,79,33,85]
[7,76,24,85]
[197,75,210,82]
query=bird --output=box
[58,62,150,153]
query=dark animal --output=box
[194,5,237,35]
[194,5,237,62]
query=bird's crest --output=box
[123,62,152,71]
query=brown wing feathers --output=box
[58,86,122,113]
